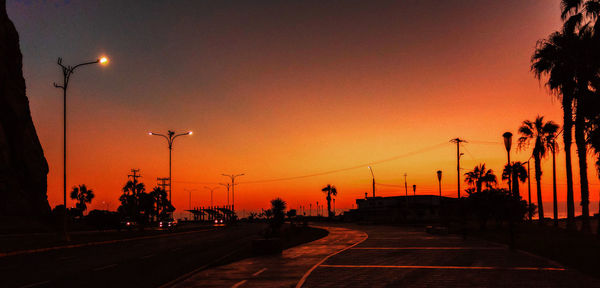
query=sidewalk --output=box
[166,226,367,288]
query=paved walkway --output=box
[303,225,600,287]
[167,224,600,287]
[167,226,366,288]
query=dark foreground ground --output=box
[163,223,600,287]
[302,224,600,288]
[0,224,269,288]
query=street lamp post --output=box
[503,132,513,195]
[149,130,192,202]
[219,182,231,206]
[222,173,244,213]
[436,170,442,197]
[503,132,515,250]
[54,56,108,240]
[184,188,198,213]
[204,186,219,206]
[368,166,375,197]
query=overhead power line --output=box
[239,142,449,184]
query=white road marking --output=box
[92,263,117,271]
[141,254,155,259]
[351,247,504,250]
[252,268,267,277]
[19,280,50,288]
[319,264,566,271]
[295,229,369,288]
[231,280,247,288]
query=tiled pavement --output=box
[167,226,367,288]
[167,224,600,287]
[302,226,600,287]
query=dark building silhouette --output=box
[0,0,50,219]
[345,195,457,223]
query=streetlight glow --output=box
[99,56,109,64]
[188,131,193,135]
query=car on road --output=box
[158,218,177,231]
[119,219,137,231]
[213,217,225,226]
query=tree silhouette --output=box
[502,162,527,199]
[464,164,497,194]
[518,116,559,224]
[546,127,561,226]
[532,24,578,230]
[269,198,287,234]
[118,179,145,221]
[536,0,600,232]
[321,184,338,218]
[150,186,174,220]
[70,184,94,215]
[588,109,600,236]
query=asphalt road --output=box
[0,223,265,288]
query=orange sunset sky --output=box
[6,0,600,217]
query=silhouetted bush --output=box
[85,209,120,230]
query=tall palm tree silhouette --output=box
[559,0,600,233]
[588,110,600,236]
[321,184,338,218]
[532,29,578,229]
[502,162,527,199]
[546,128,561,227]
[70,184,94,214]
[518,116,559,224]
[464,164,497,194]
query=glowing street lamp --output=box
[53,55,109,241]
[149,130,192,202]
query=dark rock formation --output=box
[0,0,50,219]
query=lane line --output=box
[252,268,267,277]
[158,245,248,288]
[351,247,504,250]
[0,228,217,258]
[19,280,50,288]
[295,228,368,288]
[141,254,155,259]
[319,264,566,271]
[92,264,117,271]
[231,280,247,288]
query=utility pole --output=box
[157,177,170,219]
[450,138,466,198]
[219,182,231,206]
[128,169,142,222]
[128,169,141,183]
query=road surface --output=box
[0,224,265,288]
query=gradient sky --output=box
[6,0,600,217]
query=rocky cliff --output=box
[0,0,50,219]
